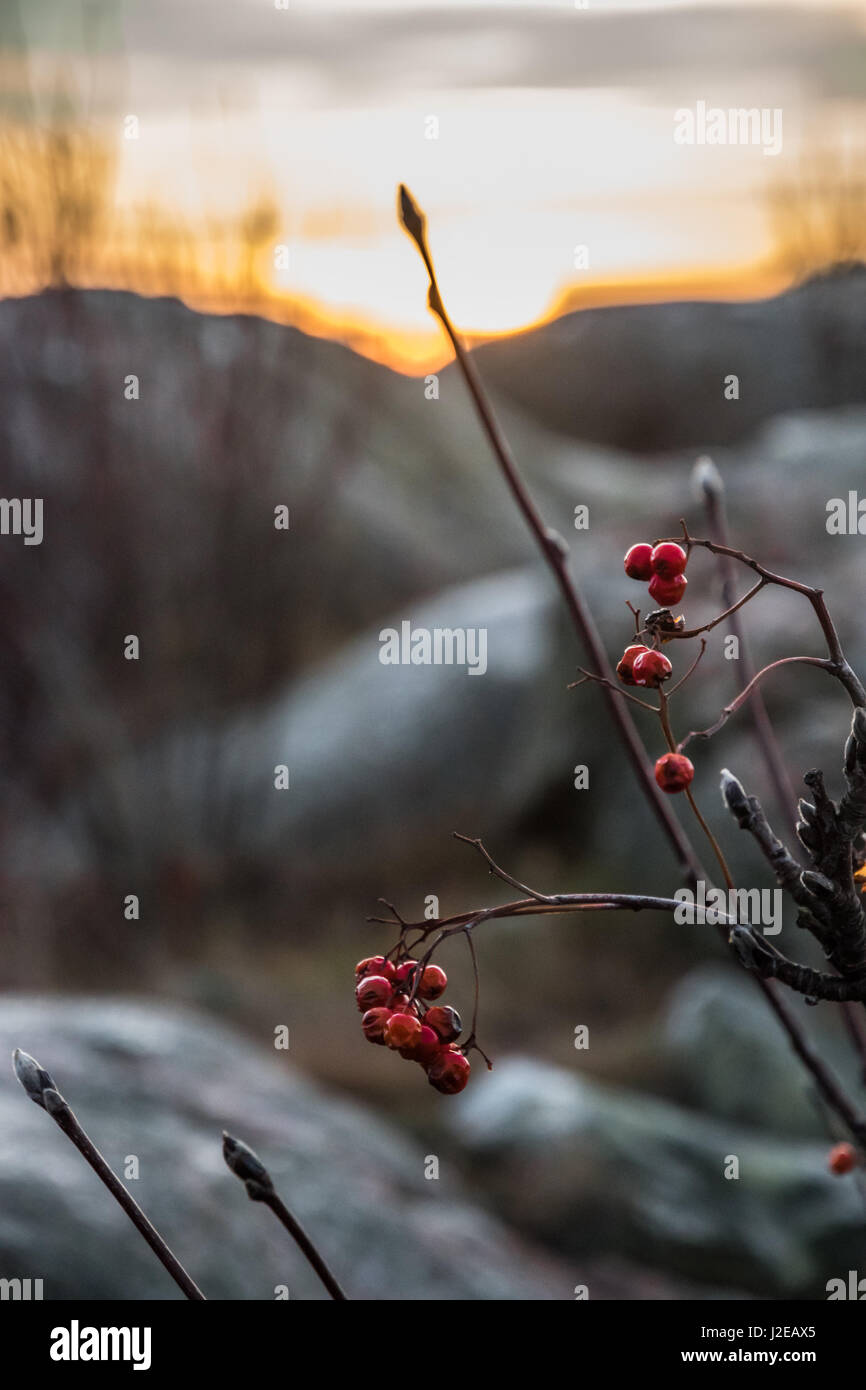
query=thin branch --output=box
[461,930,492,1068]
[729,928,866,1002]
[566,668,658,712]
[694,458,799,838]
[398,183,705,888]
[667,639,707,696]
[678,656,830,752]
[675,578,766,641]
[398,881,866,1145]
[223,1132,347,1300]
[659,687,735,891]
[453,831,551,902]
[663,520,866,708]
[13,1049,206,1300]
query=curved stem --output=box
[660,690,735,891]
[678,656,831,753]
[663,521,866,708]
[398,184,705,888]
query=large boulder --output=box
[662,964,864,1140]
[448,1056,865,1297]
[0,995,573,1300]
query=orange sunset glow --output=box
[2,0,866,371]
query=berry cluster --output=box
[613,539,696,796]
[355,956,471,1094]
[616,644,671,688]
[624,541,688,607]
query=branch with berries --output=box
[378,183,866,1177]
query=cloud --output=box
[11,2,866,107]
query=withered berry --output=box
[355,956,395,982]
[427,1048,471,1094]
[394,959,420,989]
[356,975,394,1012]
[418,964,448,1000]
[361,1007,393,1045]
[425,1005,462,1043]
[399,1023,440,1065]
[616,644,649,686]
[654,752,694,793]
[384,1011,423,1050]
[632,650,672,688]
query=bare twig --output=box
[667,639,707,696]
[222,1132,347,1300]
[694,456,799,838]
[678,656,831,752]
[663,518,866,708]
[12,1049,206,1300]
[398,183,704,887]
[674,578,766,641]
[567,668,658,712]
[453,831,551,902]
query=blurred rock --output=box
[663,964,862,1140]
[3,288,866,979]
[53,567,583,886]
[449,1056,865,1297]
[473,267,866,452]
[0,995,573,1300]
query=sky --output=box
[3,0,866,370]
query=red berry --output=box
[650,542,687,579]
[394,959,420,989]
[828,1142,857,1175]
[648,572,687,607]
[361,1007,392,1045]
[427,1048,471,1095]
[425,1005,462,1043]
[383,1011,423,1050]
[616,644,649,687]
[355,956,395,982]
[632,650,672,688]
[418,964,448,1000]
[399,1023,440,1064]
[355,975,393,1012]
[654,752,694,793]
[624,543,654,581]
[390,992,415,1014]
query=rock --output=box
[0,995,572,1300]
[3,287,866,964]
[53,567,580,883]
[662,964,862,1140]
[448,1056,865,1297]
[472,268,866,452]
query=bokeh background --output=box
[1,0,866,1299]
